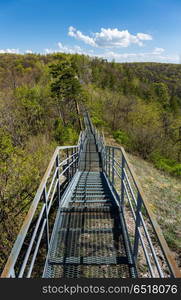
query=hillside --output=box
[105,135,181,268]
[0,53,181,273]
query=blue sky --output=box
[0,0,180,63]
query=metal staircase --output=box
[43,118,137,277]
[1,112,180,278]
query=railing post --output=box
[56,152,60,205]
[10,268,16,278]
[76,147,79,170]
[105,147,107,174]
[78,145,81,170]
[71,148,74,177]
[121,153,125,207]
[133,192,142,261]
[66,149,69,182]
[73,147,76,175]
[43,186,50,251]
[74,147,76,174]
[112,148,115,185]
[108,147,111,179]
[102,148,105,172]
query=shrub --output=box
[151,152,181,177]
[113,130,132,147]
[53,119,78,145]
[91,115,106,128]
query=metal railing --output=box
[95,128,180,278]
[1,131,86,278]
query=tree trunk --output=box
[74,98,83,131]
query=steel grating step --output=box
[44,200,136,278]
[78,183,103,186]
[49,256,129,265]
[77,179,106,182]
[71,198,111,202]
[78,179,104,182]
[71,196,110,198]
[68,204,114,209]
[59,207,117,213]
[70,200,111,203]
[49,225,127,261]
[73,192,111,195]
[58,227,122,233]
[45,264,131,278]
[73,193,111,196]
[75,188,106,191]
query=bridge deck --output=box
[43,118,137,278]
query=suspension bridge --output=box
[1,112,180,278]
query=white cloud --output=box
[25,49,33,54]
[68,26,96,47]
[136,33,152,41]
[68,26,152,48]
[57,42,85,54]
[44,42,93,56]
[0,42,177,64]
[98,48,179,63]
[152,47,165,55]
[44,48,59,54]
[0,48,19,54]
[44,42,178,63]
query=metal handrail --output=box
[101,144,180,278]
[1,132,87,278]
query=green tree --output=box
[50,59,83,129]
[153,82,170,109]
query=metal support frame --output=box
[43,186,50,251]
[112,148,115,185]
[108,147,111,178]
[66,149,70,182]
[121,155,125,208]
[56,154,60,205]
[133,193,142,260]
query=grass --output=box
[127,153,181,251]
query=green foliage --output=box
[0,134,56,273]
[53,119,78,145]
[49,57,84,129]
[113,130,131,147]
[50,59,81,100]
[0,53,81,272]
[91,116,106,128]
[164,226,181,250]
[14,85,44,134]
[63,127,79,145]
[153,82,170,109]
[85,62,181,170]
[0,129,13,161]
[151,152,181,177]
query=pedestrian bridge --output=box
[1,113,180,278]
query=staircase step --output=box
[58,228,120,233]
[70,200,111,203]
[49,256,129,265]
[73,191,109,195]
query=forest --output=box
[0,52,181,272]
